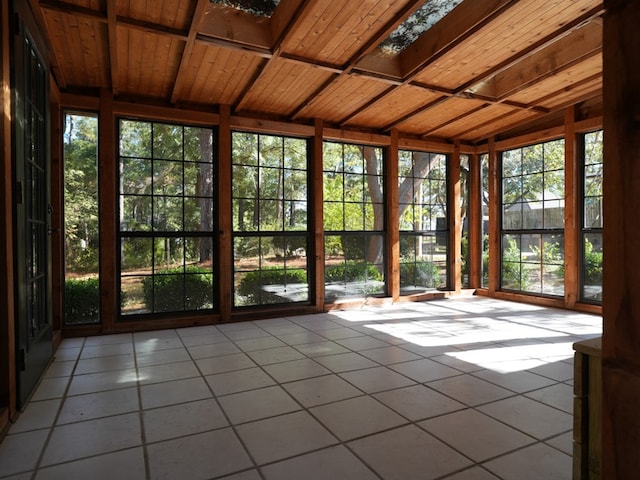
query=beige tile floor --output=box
[0,296,602,480]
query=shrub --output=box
[64,277,100,324]
[325,261,382,283]
[501,237,530,291]
[400,261,440,288]
[237,267,307,305]
[142,266,213,312]
[584,238,603,285]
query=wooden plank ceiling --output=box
[36,0,603,143]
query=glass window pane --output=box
[121,158,151,195]
[121,196,152,231]
[153,123,183,160]
[323,142,343,171]
[153,160,182,196]
[153,196,183,231]
[285,200,308,231]
[502,149,521,176]
[120,120,151,157]
[232,132,259,166]
[284,138,307,170]
[583,232,602,301]
[523,203,543,229]
[120,275,147,315]
[121,237,153,271]
[184,127,213,163]
[503,203,522,230]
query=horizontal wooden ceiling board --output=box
[427,102,517,138]
[281,0,412,66]
[537,76,602,110]
[463,109,542,142]
[344,84,442,129]
[62,0,102,8]
[117,27,183,99]
[412,0,601,90]
[507,54,602,106]
[297,74,391,123]
[238,58,335,116]
[117,0,193,31]
[176,42,264,106]
[395,96,486,135]
[43,9,110,88]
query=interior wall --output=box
[56,90,603,338]
[602,0,640,477]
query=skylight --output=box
[379,0,464,55]
[210,0,280,18]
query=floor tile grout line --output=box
[24,336,87,479]
[133,331,153,480]
[178,327,268,480]
[7,297,600,480]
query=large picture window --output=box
[232,133,309,307]
[501,139,565,296]
[118,120,216,315]
[582,130,603,303]
[323,142,385,300]
[398,150,448,293]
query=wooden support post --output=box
[564,106,579,308]
[450,143,462,293]
[98,89,117,333]
[386,129,399,300]
[0,0,17,429]
[487,137,500,294]
[602,1,640,478]
[218,105,233,320]
[468,153,482,289]
[311,119,325,310]
[50,77,63,332]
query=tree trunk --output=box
[364,147,384,265]
[197,129,214,262]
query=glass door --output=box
[12,2,53,407]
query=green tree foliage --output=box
[64,114,99,274]
[232,133,307,239]
[584,237,603,285]
[119,120,214,268]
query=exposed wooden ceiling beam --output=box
[289,0,425,121]
[198,3,273,51]
[396,0,519,78]
[40,0,189,39]
[106,0,118,95]
[195,34,272,58]
[170,0,210,104]
[336,0,524,129]
[420,103,492,139]
[39,0,102,21]
[461,8,604,100]
[472,21,602,101]
[234,0,313,112]
[31,0,67,88]
[376,5,602,135]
